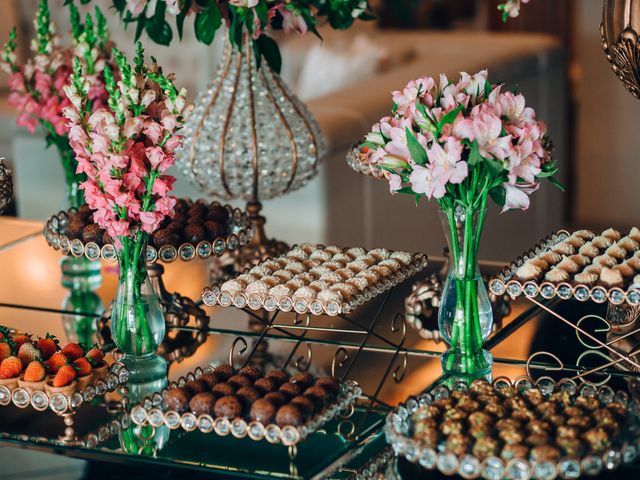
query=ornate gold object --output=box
[602,0,640,98]
[0,158,12,215]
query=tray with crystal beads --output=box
[129,363,360,447]
[0,362,128,416]
[43,199,253,264]
[202,244,428,316]
[386,377,640,480]
[489,228,640,305]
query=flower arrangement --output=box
[350,70,560,376]
[87,0,373,71]
[498,0,530,21]
[1,0,114,207]
[63,42,190,355]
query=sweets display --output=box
[43,199,253,263]
[489,228,640,304]
[386,378,640,479]
[203,244,428,315]
[130,364,360,446]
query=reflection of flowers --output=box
[498,0,530,21]
[355,70,559,213]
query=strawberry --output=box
[73,357,92,377]
[18,342,41,366]
[61,343,84,361]
[0,342,13,362]
[0,356,22,379]
[23,361,45,382]
[53,364,76,387]
[11,333,32,348]
[36,334,59,360]
[85,347,104,365]
[45,352,68,374]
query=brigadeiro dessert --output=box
[207,205,230,223]
[82,224,101,244]
[185,379,209,395]
[304,385,330,410]
[213,364,234,380]
[200,372,223,388]
[264,370,288,386]
[315,376,340,396]
[188,204,206,218]
[263,392,287,408]
[228,374,253,389]
[279,382,302,399]
[204,221,225,239]
[290,396,316,417]
[239,366,261,382]
[236,386,261,411]
[212,382,236,397]
[214,395,243,419]
[66,217,85,239]
[189,392,218,416]
[153,229,173,247]
[275,404,304,427]
[290,372,314,389]
[250,398,277,424]
[102,231,113,246]
[254,377,277,394]
[164,387,192,413]
[184,224,206,244]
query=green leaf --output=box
[395,187,415,195]
[405,128,428,165]
[484,80,492,99]
[467,140,482,167]
[489,185,506,207]
[536,168,558,179]
[176,0,192,39]
[256,34,282,73]
[194,1,221,45]
[548,176,565,192]
[485,158,504,179]
[146,19,172,45]
[436,105,462,133]
[360,141,379,150]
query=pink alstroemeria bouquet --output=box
[498,0,530,20]
[64,43,191,357]
[350,70,560,377]
[1,1,114,208]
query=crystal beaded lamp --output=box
[176,34,328,202]
[0,158,12,215]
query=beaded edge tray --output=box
[43,203,254,264]
[385,377,640,480]
[0,362,128,416]
[488,230,640,306]
[129,364,361,447]
[202,249,429,316]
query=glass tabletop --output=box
[0,217,637,479]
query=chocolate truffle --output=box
[304,386,330,410]
[187,204,206,219]
[82,224,101,244]
[207,205,230,223]
[153,229,172,247]
[66,218,85,239]
[290,395,316,417]
[78,204,93,220]
[254,378,277,394]
[250,398,277,424]
[200,372,223,388]
[185,379,209,395]
[189,392,217,416]
[264,370,289,386]
[279,382,302,400]
[212,382,236,397]
[290,372,314,389]
[239,366,261,382]
[315,377,340,396]
[204,220,225,239]
[236,386,261,410]
[184,224,206,244]
[228,374,253,388]
[214,395,243,419]
[102,231,113,246]
[275,404,304,427]
[164,387,192,413]
[263,392,287,408]
[213,364,234,380]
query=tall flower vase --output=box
[51,136,85,209]
[111,235,165,366]
[438,207,493,378]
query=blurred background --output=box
[0,0,633,261]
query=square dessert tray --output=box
[43,199,254,264]
[201,243,428,316]
[128,363,361,447]
[489,228,640,306]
